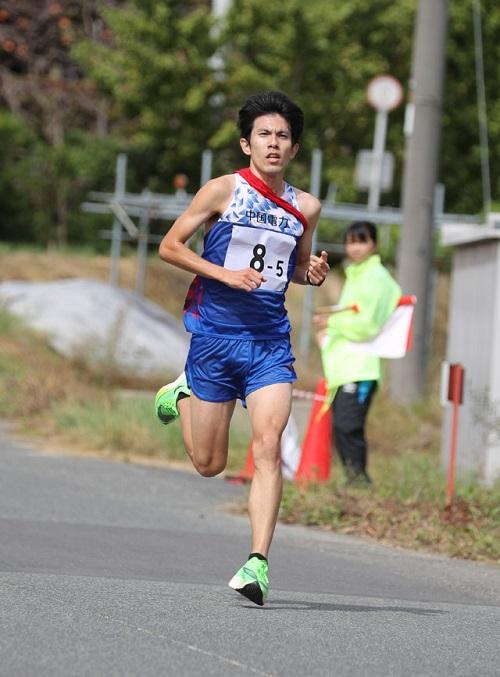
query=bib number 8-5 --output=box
[250,244,284,278]
[224,225,295,292]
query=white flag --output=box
[347,296,416,359]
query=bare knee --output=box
[194,460,226,477]
[191,446,227,477]
[252,432,282,470]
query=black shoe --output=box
[345,469,372,486]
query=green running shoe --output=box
[228,556,269,606]
[155,372,190,424]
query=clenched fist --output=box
[221,267,266,292]
[306,251,329,286]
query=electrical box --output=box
[441,222,500,484]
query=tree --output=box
[442,0,500,213]
[0,111,37,242]
[1,0,498,247]
[73,0,219,192]
[210,0,412,203]
[219,0,499,214]
[0,0,119,244]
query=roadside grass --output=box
[48,393,249,470]
[49,396,185,461]
[280,451,500,563]
[0,307,248,468]
[1,247,498,562]
[0,310,94,418]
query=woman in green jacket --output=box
[316,221,401,484]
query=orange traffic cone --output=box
[225,441,254,484]
[294,379,332,484]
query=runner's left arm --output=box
[291,194,329,285]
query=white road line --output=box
[96,611,278,677]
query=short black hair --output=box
[238,91,304,145]
[344,221,378,244]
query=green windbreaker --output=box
[320,254,401,395]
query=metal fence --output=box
[81,151,481,356]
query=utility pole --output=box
[390,0,449,402]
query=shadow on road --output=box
[239,599,448,615]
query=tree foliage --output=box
[73,0,498,213]
[0,0,499,246]
[0,1,120,244]
[442,0,500,213]
[0,0,115,143]
[73,0,219,189]
[218,0,414,201]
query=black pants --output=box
[332,382,377,476]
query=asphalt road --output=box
[1,424,499,677]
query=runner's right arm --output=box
[159,175,265,292]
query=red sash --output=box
[236,168,308,230]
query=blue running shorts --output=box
[185,335,297,403]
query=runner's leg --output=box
[179,393,236,477]
[246,382,292,557]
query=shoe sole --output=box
[157,409,175,424]
[232,582,264,606]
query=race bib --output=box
[224,225,296,292]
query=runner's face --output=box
[240,114,298,175]
[345,236,376,264]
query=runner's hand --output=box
[221,268,265,292]
[306,251,329,286]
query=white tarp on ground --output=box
[0,278,189,378]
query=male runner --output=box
[155,91,329,606]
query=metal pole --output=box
[368,108,389,254]
[110,153,127,286]
[189,149,214,255]
[210,0,231,72]
[135,189,151,297]
[299,148,322,359]
[367,108,388,211]
[200,149,213,186]
[390,0,449,402]
[433,183,445,226]
[211,0,232,18]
